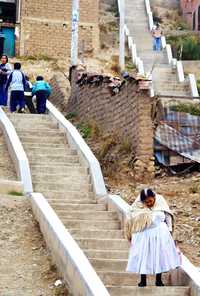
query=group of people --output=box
[0,54,52,114]
[125,188,181,287]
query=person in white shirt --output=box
[6,62,26,113]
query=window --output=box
[0,2,16,23]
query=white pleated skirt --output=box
[126,222,180,274]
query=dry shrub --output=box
[89,120,102,139]
[119,138,132,154]
[110,55,120,75]
[99,134,118,160]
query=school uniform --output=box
[6,70,26,112]
[32,80,52,114]
[0,63,12,106]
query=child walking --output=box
[32,76,52,114]
[6,62,26,113]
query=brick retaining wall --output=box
[64,69,155,180]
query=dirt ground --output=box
[0,194,69,296]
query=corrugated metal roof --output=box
[155,124,200,163]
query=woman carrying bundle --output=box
[125,188,180,287]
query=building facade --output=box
[180,0,200,31]
[1,0,99,58]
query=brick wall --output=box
[62,69,155,181]
[19,0,99,58]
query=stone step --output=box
[106,286,190,296]
[30,160,80,167]
[24,146,75,155]
[154,85,190,91]
[48,198,97,204]
[55,210,117,221]
[30,164,88,174]
[29,154,79,164]
[8,113,50,120]
[23,142,68,149]
[152,77,180,83]
[75,238,129,250]
[71,229,123,239]
[41,190,94,200]
[63,219,121,230]
[156,90,191,97]
[98,271,171,286]
[126,16,147,22]
[83,249,128,259]
[33,181,92,192]
[19,135,66,144]
[50,203,106,211]
[17,129,65,137]
[89,258,127,272]
[14,123,58,130]
[31,173,90,183]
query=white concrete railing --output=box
[145,0,153,30]
[31,193,110,296]
[124,25,145,76]
[107,194,200,295]
[0,108,32,194]
[177,61,185,82]
[166,44,173,64]
[46,100,107,199]
[189,73,199,97]
[161,36,167,49]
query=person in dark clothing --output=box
[24,76,36,114]
[0,54,12,106]
[32,76,52,114]
[6,62,26,113]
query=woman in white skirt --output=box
[125,188,180,287]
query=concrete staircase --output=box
[125,0,191,97]
[7,113,191,295]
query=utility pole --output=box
[119,0,125,70]
[71,0,79,66]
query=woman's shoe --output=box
[138,281,147,287]
[155,281,165,286]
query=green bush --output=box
[166,35,200,60]
[76,123,92,138]
[8,191,23,196]
[170,103,200,116]
[65,112,77,120]
[197,80,200,95]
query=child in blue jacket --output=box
[32,76,52,114]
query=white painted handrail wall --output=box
[124,24,145,75]
[46,101,107,199]
[189,74,199,97]
[31,193,110,296]
[0,108,32,193]
[145,0,153,30]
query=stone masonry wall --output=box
[64,69,155,180]
[19,0,99,58]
